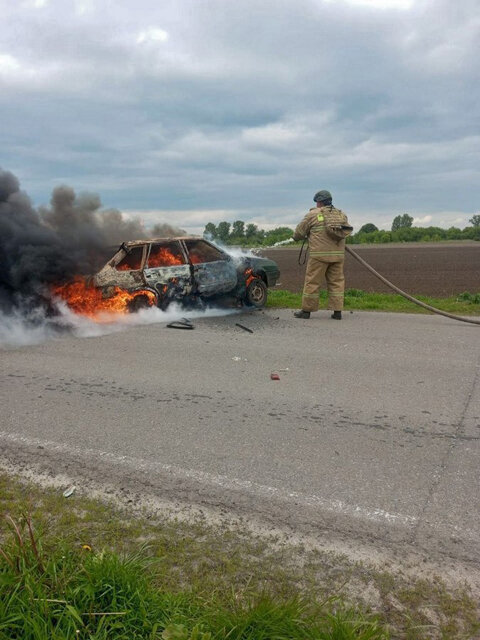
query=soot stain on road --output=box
[0,370,460,454]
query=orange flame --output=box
[245,268,256,287]
[52,278,156,319]
[117,262,137,272]
[148,247,184,268]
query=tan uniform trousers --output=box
[302,258,345,312]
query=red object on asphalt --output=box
[270,373,280,380]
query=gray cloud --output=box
[1,0,479,231]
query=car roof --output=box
[123,236,203,247]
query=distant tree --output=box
[469,214,480,227]
[257,229,266,241]
[245,223,258,239]
[391,216,401,232]
[216,221,231,242]
[231,220,245,238]
[264,226,293,245]
[358,223,378,234]
[446,226,462,240]
[203,222,217,239]
[391,214,413,231]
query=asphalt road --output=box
[1,308,479,567]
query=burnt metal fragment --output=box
[235,323,254,334]
[166,320,194,330]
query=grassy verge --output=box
[1,474,479,639]
[267,289,480,315]
[0,533,384,640]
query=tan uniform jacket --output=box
[293,205,349,263]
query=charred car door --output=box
[143,241,192,298]
[94,243,147,289]
[183,239,237,296]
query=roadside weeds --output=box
[1,473,479,639]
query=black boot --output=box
[331,310,342,320]
[294,310,310,319]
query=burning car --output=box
[91,237,280,311]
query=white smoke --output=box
[0,303,236,349]
[205,237,259,261]
[0,308,60,347]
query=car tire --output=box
[159,297,171,312]
[127,292,157,313]
[245,278,267,308]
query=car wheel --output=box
[127,291,157,313]
[159,297,171,312]
[245,278,267,308]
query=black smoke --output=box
[0,168,186,314]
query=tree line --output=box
[204,214,480,246]
[348,213,480,244]
[203,221,293,246]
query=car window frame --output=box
[145,240,188,269]
[114,243,147,272]
[182,239,231,265]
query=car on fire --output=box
[93,237,280,311]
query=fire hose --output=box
[298,240,480,326]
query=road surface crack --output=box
[410,354,480,545]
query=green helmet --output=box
[313,190,332,204]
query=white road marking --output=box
[0,430,417,527]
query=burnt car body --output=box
[93,237,280,310]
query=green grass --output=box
[0,514,386,639]
[267,289,480,315]
[0,475,479,639]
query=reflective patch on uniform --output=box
[310,251,344,256]
[329,292,344,296]
[317,215,324,222]
[302,292,319,298]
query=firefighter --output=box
[293,190,352,320]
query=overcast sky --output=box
[1,0,479,232]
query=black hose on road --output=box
[345,245,480,326]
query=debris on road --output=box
[166,319,194,330]
[235,323,254,334]
[62,486,76,498]
[270,373,280,380]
